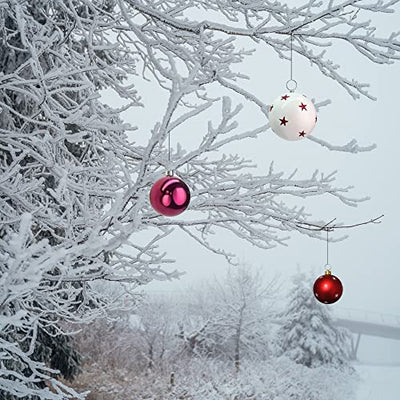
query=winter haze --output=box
[103,1,400,395]
[110,1,400,363]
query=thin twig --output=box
[295,214,384,231]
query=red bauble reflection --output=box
[150,174,190,217]
[313,271,343,304]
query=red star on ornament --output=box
[315,116,318,122]
[299,103,307,111]
[299,130,306,137]
[281,95,290,100]
[270,105,274,111]
[279,117,288,126]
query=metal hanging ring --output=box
[285,79,297,92]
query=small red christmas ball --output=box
[150,174,190,217]
[313,270,343,304]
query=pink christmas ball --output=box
[269,92,317,141]
[150,175,190,217]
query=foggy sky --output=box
[103,3,400,364]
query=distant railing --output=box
[333,307,400,329]
[332,307,400,341]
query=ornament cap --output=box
[166,170,175,176]
[324,263,332,275]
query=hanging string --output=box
[166,130,174,175]
[290,32,293,82]
[286,32,297,92]
[168,130,171,163]
[326,229,329,266]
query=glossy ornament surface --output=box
[150,174,190,217]
[269,92,317,141]
[313,270,343,304]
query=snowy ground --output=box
[355,364,400,400]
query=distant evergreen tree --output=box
[277,272,352,369]
[32,326,81,381]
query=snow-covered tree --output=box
[1,0,399,397]
[177,266,278,371]
[277,272,353,369]
[215,267,278,372]
[132,298,178,372]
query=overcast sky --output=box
[104,2,400,362]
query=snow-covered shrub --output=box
[71,357,358,399]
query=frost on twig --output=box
[307,135,377,152]
[125,0,400,99]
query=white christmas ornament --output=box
[269,92,317,141]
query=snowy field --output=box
[356,364,400,400]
